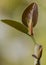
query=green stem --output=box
[28,34,37,45]
[31,35,37,44]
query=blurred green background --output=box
[0,0,46,65]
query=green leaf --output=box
[1,19,37,44]
[1,19,28,35]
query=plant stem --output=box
[28,34,37,45]
[31,35,37,45]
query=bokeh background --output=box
[0,0,46,65]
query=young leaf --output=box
[22,3,38,36]
[1,19,28,35]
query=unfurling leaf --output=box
[22,2,38,35]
